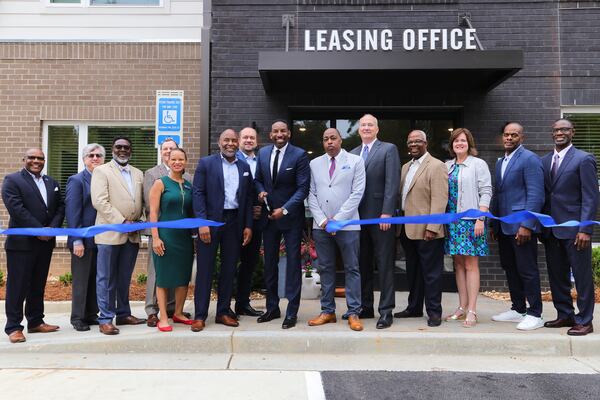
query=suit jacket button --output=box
[329,185,331,187]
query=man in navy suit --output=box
[490,122,545,331]
[541,118,599,336]
[255,120,310,329]
[191,129,254,332]
[2,148,65,343]
[65,143,105,331]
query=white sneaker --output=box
[491,310,526,322]
[516,315,545,331]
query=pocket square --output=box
[286,167,293,171]
[341,165,351,170]
[243,172,250,176]
[54,187,59,192]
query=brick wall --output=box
[0,42,202,277]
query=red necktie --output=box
[329,157,336,179]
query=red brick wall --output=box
[0,42,202,276]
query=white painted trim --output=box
[77,124,88,172]
[561,106,600,115]
[44,0,167,9]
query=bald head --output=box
[219,129,239,161]
[23,148,45,177]
[323,128,342,157]
[240,127,258,155]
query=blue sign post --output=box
[155,90,184,147]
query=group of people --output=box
[2,115,597,344]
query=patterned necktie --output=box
[329,157,336,179]
[551,154,559,180]
[362,145,369,162]
[272,149,280,183]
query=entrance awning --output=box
[258,50,523,93]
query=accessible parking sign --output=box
[156,90,184,147]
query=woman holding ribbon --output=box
[148,148,194,332]
[444,128,492,327]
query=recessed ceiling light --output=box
[299,127,307,132]
[448,128,453,132]
[307,150,313,154]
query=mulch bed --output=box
[482,288,600,303]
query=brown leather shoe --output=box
[308,313,337,326]
[544,317,575,328]
[348,315,364,331]
[115,315,146,326]
[27,323,59,333]
[567,323,593,336]
[215,314,239,327]
[146,314,159,328]
[99,323,120,335]
[191,320,205,332]
[8,330,26,343]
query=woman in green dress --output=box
[149,148,194,332]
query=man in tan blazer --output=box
[396,130,448,327]
[91,137,146,335]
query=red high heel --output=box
[157,322,173,332]
[172,315,193,325]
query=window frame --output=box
[44,0,165,8]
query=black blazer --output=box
[2,169,65,251]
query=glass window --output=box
[50,0,81,3]
[47,126,79,194]
[563,113,600,180]
[90,0,160,4]
[88,126,157,173]
[292,120,330,157]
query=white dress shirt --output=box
[402,152,429,211]
[269,142,288,175]
[27,171,48,206]
[241,151,257,178]
[552,143,572,172]
[221,154,240,210]
[501,145,521,180]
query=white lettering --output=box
[356,30,362,51]
[328,30,341,51]
[429,28,440,50]
[450,28,463,50]
[403,29,415,50]
[365,30,377,51]
[442,29,448,50]
[418,29,427,50]
[381,29,393,51]
[342,30,355,51]
[317,30,327,51]
[465,28,477,50]
[304,30,315,51]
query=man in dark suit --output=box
[235,126,265,317]
[65,143,105,331]
[255,119,310,329]
[2,148,65,343]
[541,118,599,336]
[350,114,400,329]
[191,129,254,332]
[490,122,545,331]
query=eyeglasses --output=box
[114,144,131,150]
[552,127,572,133]
[86,153,104,159]
[406,140,425,146]
[26,156,45,161]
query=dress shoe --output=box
[99,323,120,335]
[282,316,297,329]
[8,330,26,343]
[235,304,265,317]
[348,315,363,331]
[28,323,59,333]
[147,314,159,327]
[228,308,240,321]
[157,322,173,332]
[427,317,442,327]
[544,317,576,328]
[190,320,205,332]
[308,313,337,326]
[215,314,239,327]
[257,310,281,323]
[376,314,393,329]
[567,323,594,336]
[72,321,90,332]
[115,315,146,326]
[172,315,194,325]
[393,309,423,319]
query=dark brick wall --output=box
[210,0,600,291]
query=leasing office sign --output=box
[304,29,477,51]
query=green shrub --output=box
[0,270,4,287]
[592,247,600,287]
[136,273,148,285]
[59,272,73,286]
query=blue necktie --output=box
[362,145,369,162]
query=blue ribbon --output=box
[325,209,599,233]
[0,218,223,238]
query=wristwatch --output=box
[477,216,486,221]
[282,208,289,216]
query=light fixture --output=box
[299,127,307,132]
[448,128,453,132]
[307,150,313,154]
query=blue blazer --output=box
[193,153,253,231]
[254,143,310,230]
[542,146,599,239]
[65,169,97,250]
[490,146,545,235]
[236,149,268,231]
[1,169,65,251]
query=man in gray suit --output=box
[307,128,366,331]
[350,114,401,329]
[142,138,191,327]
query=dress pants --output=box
[313,229,361,316]
[544,234,594,325]
[262,222,303,318]
[4,240,54,335]
[236,220,263,307]
[144,237,176,316]
[194,210,241,320]
[399,228,444,319]
[70,248,99,324]
[497,232,542,317]
[96,241,139,324]
[359,224,396,316]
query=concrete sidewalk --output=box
[1,292,599,373]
